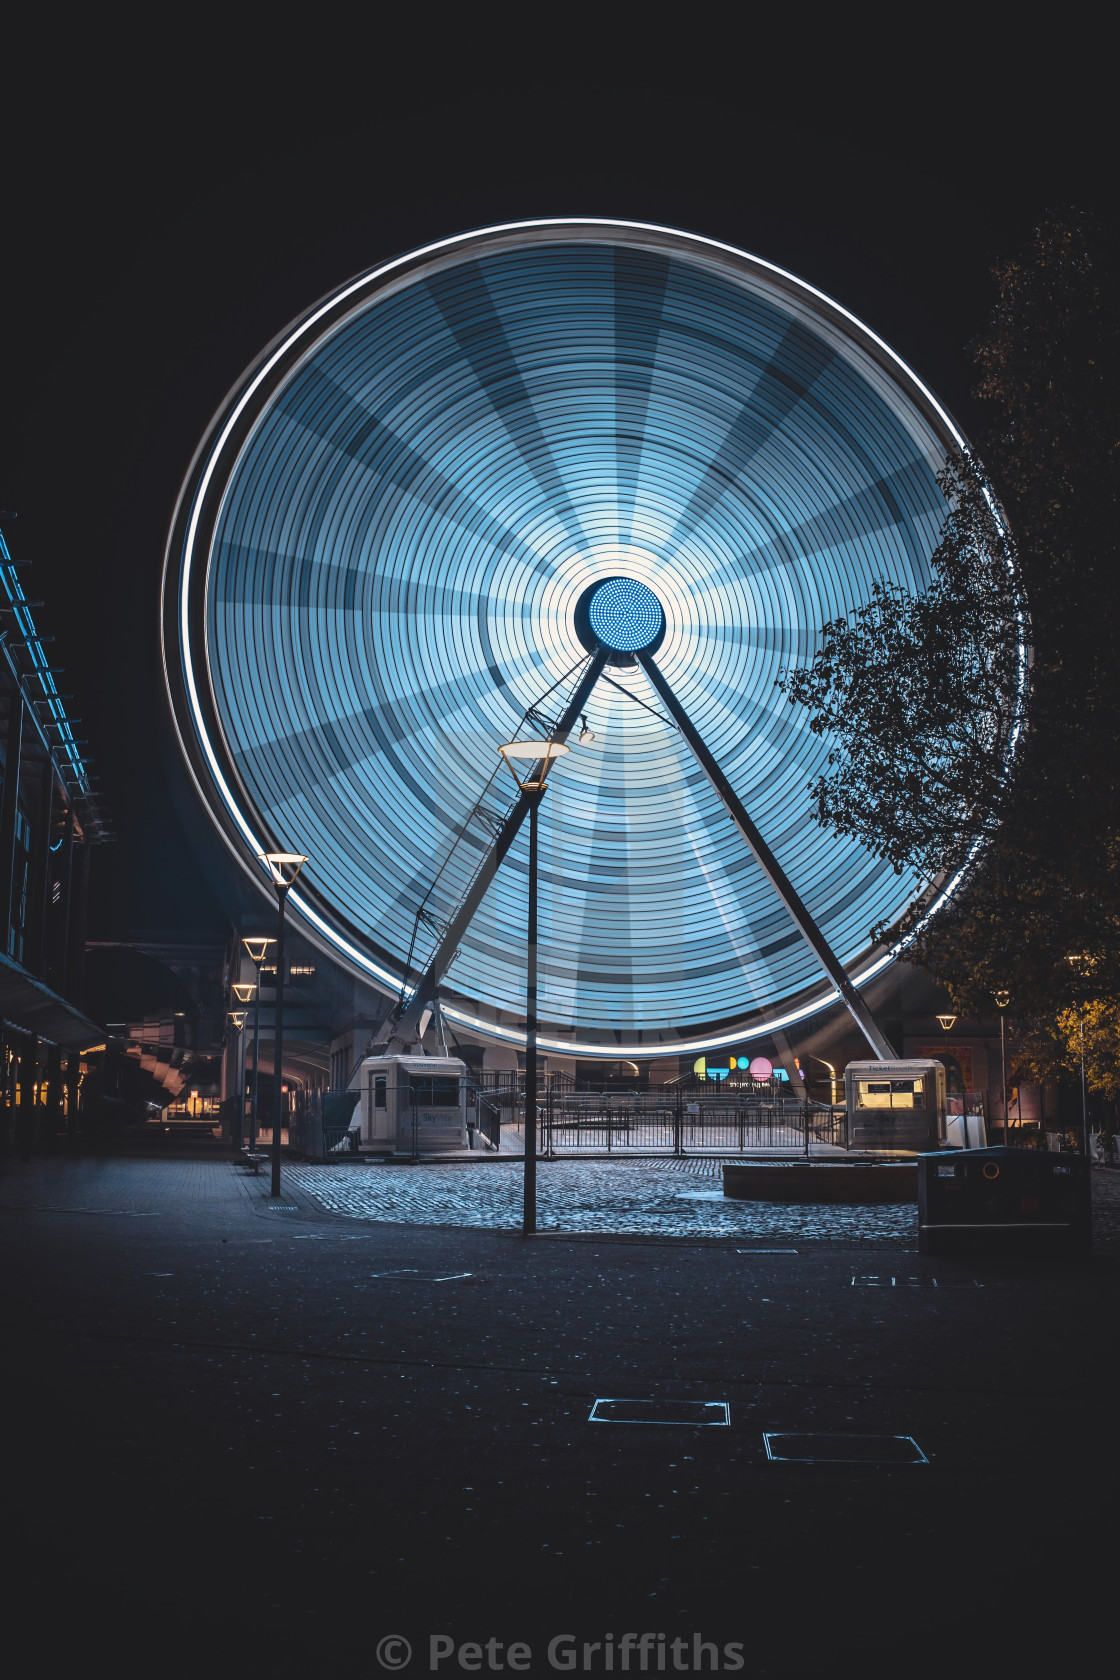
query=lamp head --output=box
[228,1011,247,1031]
[993,990,1010,1010]
[935,1013,957,1032]
[242,936,275,965]
[231,982,257,1004]
[260,851,309,887]
[498,738,570,791]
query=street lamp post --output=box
[231,981,256,1148]
[1065,955,1091,1156]
[935,1014,958,1141]
[240,944,273,1151]
[993,992,1010,1145]
[498,737,569,1237]
[524,789,542,1230]
[259,853,309,1198]
[227,1011,247,1146]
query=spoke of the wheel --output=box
[380,648,610,1050]
[637,650,896,1060]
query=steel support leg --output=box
[379,649,610,1052]
[637,651,896,1060]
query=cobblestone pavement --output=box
[4,1150,1114,1247]
[283,1156,919,1242]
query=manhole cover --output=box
[589,1399,730,1427]
[763,1433,927,1465]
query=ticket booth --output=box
[355,1055,468,1155]
[845,1059,946,1153]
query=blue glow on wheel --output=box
[588,578,664,651]
[164,218,1001,1056]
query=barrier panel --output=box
[476,1073,844,1155]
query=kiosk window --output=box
[858,1080,925,1110]
[373,1076,387,1109]
[409,1076,459,1107]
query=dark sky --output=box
[1,19,1110,942]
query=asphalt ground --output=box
[2,1150,1116,1679]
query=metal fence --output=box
[475,1072,846,1155]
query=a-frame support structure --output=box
[374,643,896,1062]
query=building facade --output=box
[0,517,107,1152]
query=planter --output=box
[722,1161,917,1203]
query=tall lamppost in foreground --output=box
[498,737,570,1236]
[259,853,309,1197]
[993,992,1010,1144]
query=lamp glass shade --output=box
[993,991,1010,1009]
[498,739,570,791]
[242,937,275,964]
[935,1013,957,1031]
[261,851,309,886]
[498,740,570,762]
[232,982,257,1003]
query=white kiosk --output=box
[354,1055,468,1155]
[845,1059,947,1153]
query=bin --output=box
[917,1146,1091,1256]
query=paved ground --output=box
[2,1147,1117,1679]
[283,1158,919,1243]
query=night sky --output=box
[1,19,1109,946]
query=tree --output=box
[781,211,1120,1021]
[1015,1001,1120,1107]
[777,449,1024,884]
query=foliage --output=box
[777,450,1023,882]
[782,211,1120,1022]
[1016,1000,1120,1104]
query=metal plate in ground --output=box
[851,1274,985,1289]
[763,1433,928,1464]
[368,1269,473,1282]
[589,1399,730,1427]
[851,1274,938,1287]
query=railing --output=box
[303,1073,844,1159]
[475,1073,843,1155]
[469,1088,502,1151]
[323,1121,359,1155]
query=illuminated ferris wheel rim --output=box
[163,216,1003,1059]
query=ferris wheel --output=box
[163,218,968,1060]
